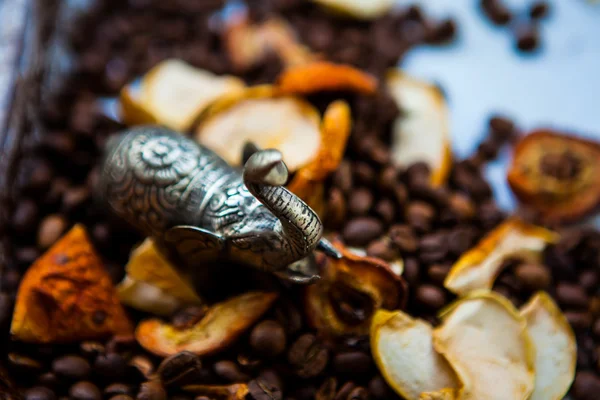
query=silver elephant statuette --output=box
[98,125,340,284]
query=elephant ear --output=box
[164,225,225,263]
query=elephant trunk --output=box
[243,150,323,263]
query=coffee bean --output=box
[405,201,435,232]
[426,19,457,45]
[332,162,353,194]
[447,192,475,220]
[128,355,154,380]
[12,200,39,233]
[368,375,395,399]
[0,293,13,328]
[24,387,57,400]
[79,341,105,359]
[326,188,347,229]
[348,188,373,216]
[213,360,249,382]
[419,233,448,263]
[342,217,384,247]
[514,263,551,291]
[248,378,283,400]
[529,1,549,20]
[8,353,42,374]
[447,227,475,256]
[110,396,134,400]
[352,163,375,186]
[366,239,398,261]
[0,269,20,293]
[333,352,372,377]
[415,284,447,310]
[374,198,396,225]
[69,382,101,400]
[334,382,356,400]
[389,224,418,253]
[489,115,515,142]
[94,353,127,380]
[136,381,166,400]
[572,371,600,400]
[515,24,540,53]
[347,387,368,400]
[274,301,302,336]
[250,320,287,358]
[37,215,67,249]
[480,0,512,25]
[579,270,598,293]
[427,264,450,284]
[403,258,420,285]
[62,186,91,214]
[556,283,589,309]
[565,311,592,331]
[36,372,58,389]
[104,383,134,397]
[288,334,329,378]
[157,351,202,386]
[52,355,91,380]
[15,246,40,266]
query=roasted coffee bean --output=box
[288,334,329,378]
[579,270,598,292]
[37,214,68,249]
[104,383,134,397]
[480,0,512,25]
[157,351,202,386]
[391,183,408,208]
[447,192,475,220]
[36,372,58,389]
[15,246,39,266]
[515,24,540,52]
[447,227,475,256]
[274,301,302,336]
[565,311,592,331]
[332,161,353,194]
[136,381,166,400]
[593,319,600,338]
[0,293,13,328]
[342,217,384,247]
[326,188,347,229]
[405,201,435,232]
[415,284,447,310]
[389,224,418,253]
[334,382,356,400]
[352,162,376,186]
[419,232,448,263]
[368,375,395,399]
[477,201,502,229]
[109,396,134,400]
[62,186,91,214]
[514,263,551,290]
[489,115,515,142]
[128,355,154,380]
[248,379,283,400]
[1,269,20,293]
[332,351,372,377]
[69,381,101,400]
[250,320,287,358]
[12,199,39,233]
[213,360,249,382]
[346,387,368,400]
[427,264,451,284]
[572,371,600,400]
[366,239,398,261]
[348,188,373,216]
[94,353,128,380]
[7,353,42,374]
[556,283,589,309]
[52,355,91,380]
[529,1,550,19]
[374,198,396,225]
[403,258,421,285]
[79,341,105,359]
[24,387,57,400]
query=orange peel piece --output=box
[520,291,577,400]
[371,309,460,400]
[182,384,249,400]
[433,290,535,400]
[117,238,203,316]
[119,59,244,131]
[287,100,352,217]
[444,219,558,296]
[276,62,378,96]
[507,129,600,224]
[136,292,278,356]
[11,225,133,343]
[195,85,322,172]
[305,240,407,337]
[387,70,452,186]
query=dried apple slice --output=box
[371,310,460,400]
[11,225,132,343]
[387,70,452,186]
[520,291,577,400]
[195,86,322,172]
[507,130,600,224]
[287,100,352,217]
[433,291,535,400]
[419,389,456,400]
[136,292,277,356]
[311,0,395,20]
[305,240,407,337]
[117,238,202,316]
[276,62,378,96]
[444,219,558,296]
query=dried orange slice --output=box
[182,384,249,399]
[136,292,277,356]
[276,62,378,96]
[11,225,132,343]
[195,86,322,172]
[444,219,558,296]
[507,130,600,224]
[311,0,396,20]
[387,70,452,186]
[433,291,535,400]
[371,309,460,400]
[120,59,244,131]
[305,240,407,337]
[419,389,456,400]
[520,292,577,400]
[117,238,203,316]
[287,100,352,216]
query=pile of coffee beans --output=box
[1,1,598,399]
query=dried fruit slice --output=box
[520,292,577,400]
[276,62,378,96]
[182,384,249,399]
[311,0,395,20]
[121,59,245,131]
[371,309,460,400]
[117,238,202,316]
[305,240,407,337]
[136,292,278,356]
[433,291,535,400]
[195,86,322,172]
[387,70,452,186]
[507,130,600,224]
[419,389,456,400]
[287,100,352,217]
[11,225,133,343]
[444,219,558,296]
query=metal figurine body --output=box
[98,126,338,283]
